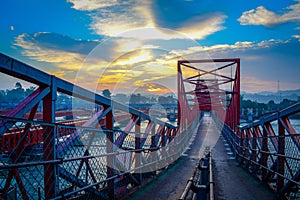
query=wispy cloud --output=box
[68,0,154,37]
[166,39,289,58]
[176,14,227,40]
[15,35,83,70]
[67,0,124,11]
[238,1,300,27]
[293,34,300,41]
[67,0,226,40]
[14,32,99,70]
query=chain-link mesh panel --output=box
[0,116,54,199]
[1,114,196,199]
[56,125,109,199]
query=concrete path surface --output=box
[213,134,277,199]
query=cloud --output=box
[238,1,300,27]
[112,49,154,66]
[135,83,173,94]
[13,31,182,92]
[176,14,227,40]
[13,32,100,71]
[293,35,300,41]
[167,39,289,58]
[67,0,125,11]
[68,0,226,40]
[77,0,154,37]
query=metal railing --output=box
[215,103,300,199]
[0,116,198,199]
[0,52,201,200]
[179,147,214,200]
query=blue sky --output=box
[0,0,300,94]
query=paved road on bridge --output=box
[128,115,277,200]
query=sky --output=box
[0,0,300,95]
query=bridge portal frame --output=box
[177,58,240,132]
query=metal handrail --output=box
[209,151,214,200]
[179,148,213,200]
[216,102,300,198]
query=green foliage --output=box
[0,82,36,104]
[158,95,176,104]
[241,95,299,119]
[102,89,111,99]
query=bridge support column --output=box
[106,108,115,199]
[277,118,285,192]
[43,76,57,199]
[261,127,269,178]
[134,117,142,183]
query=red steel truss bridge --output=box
[0,53,299,199]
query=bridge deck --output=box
[213,135,277,200]
[128,115,277,200]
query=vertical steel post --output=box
[177,61,182,127]
[262,124,268,179]
[134,116,141,183]
[240,129,245,164]
[106,108,115,199]
[43,76,57,199]
[150,125,157,176]
[236,59,240,132]
[251,128,257,170]
[277,116,285,191]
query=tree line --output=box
[1,84,299,116]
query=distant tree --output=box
[0,90,7,104]
[267,100,277,111]
[5,82,25,103]
[15,82,22,89]
[25,86,36,96]
[130,94,141,104]
[113,93,129,103]
[279,98,296,110]
[149,97,157,104]
[167,95,176,104]
[158,96,168,104]
[102,89,111,99]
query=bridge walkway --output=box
[213,133,277,199]
[128,115,278,200]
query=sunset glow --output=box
[1,1,299,93]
